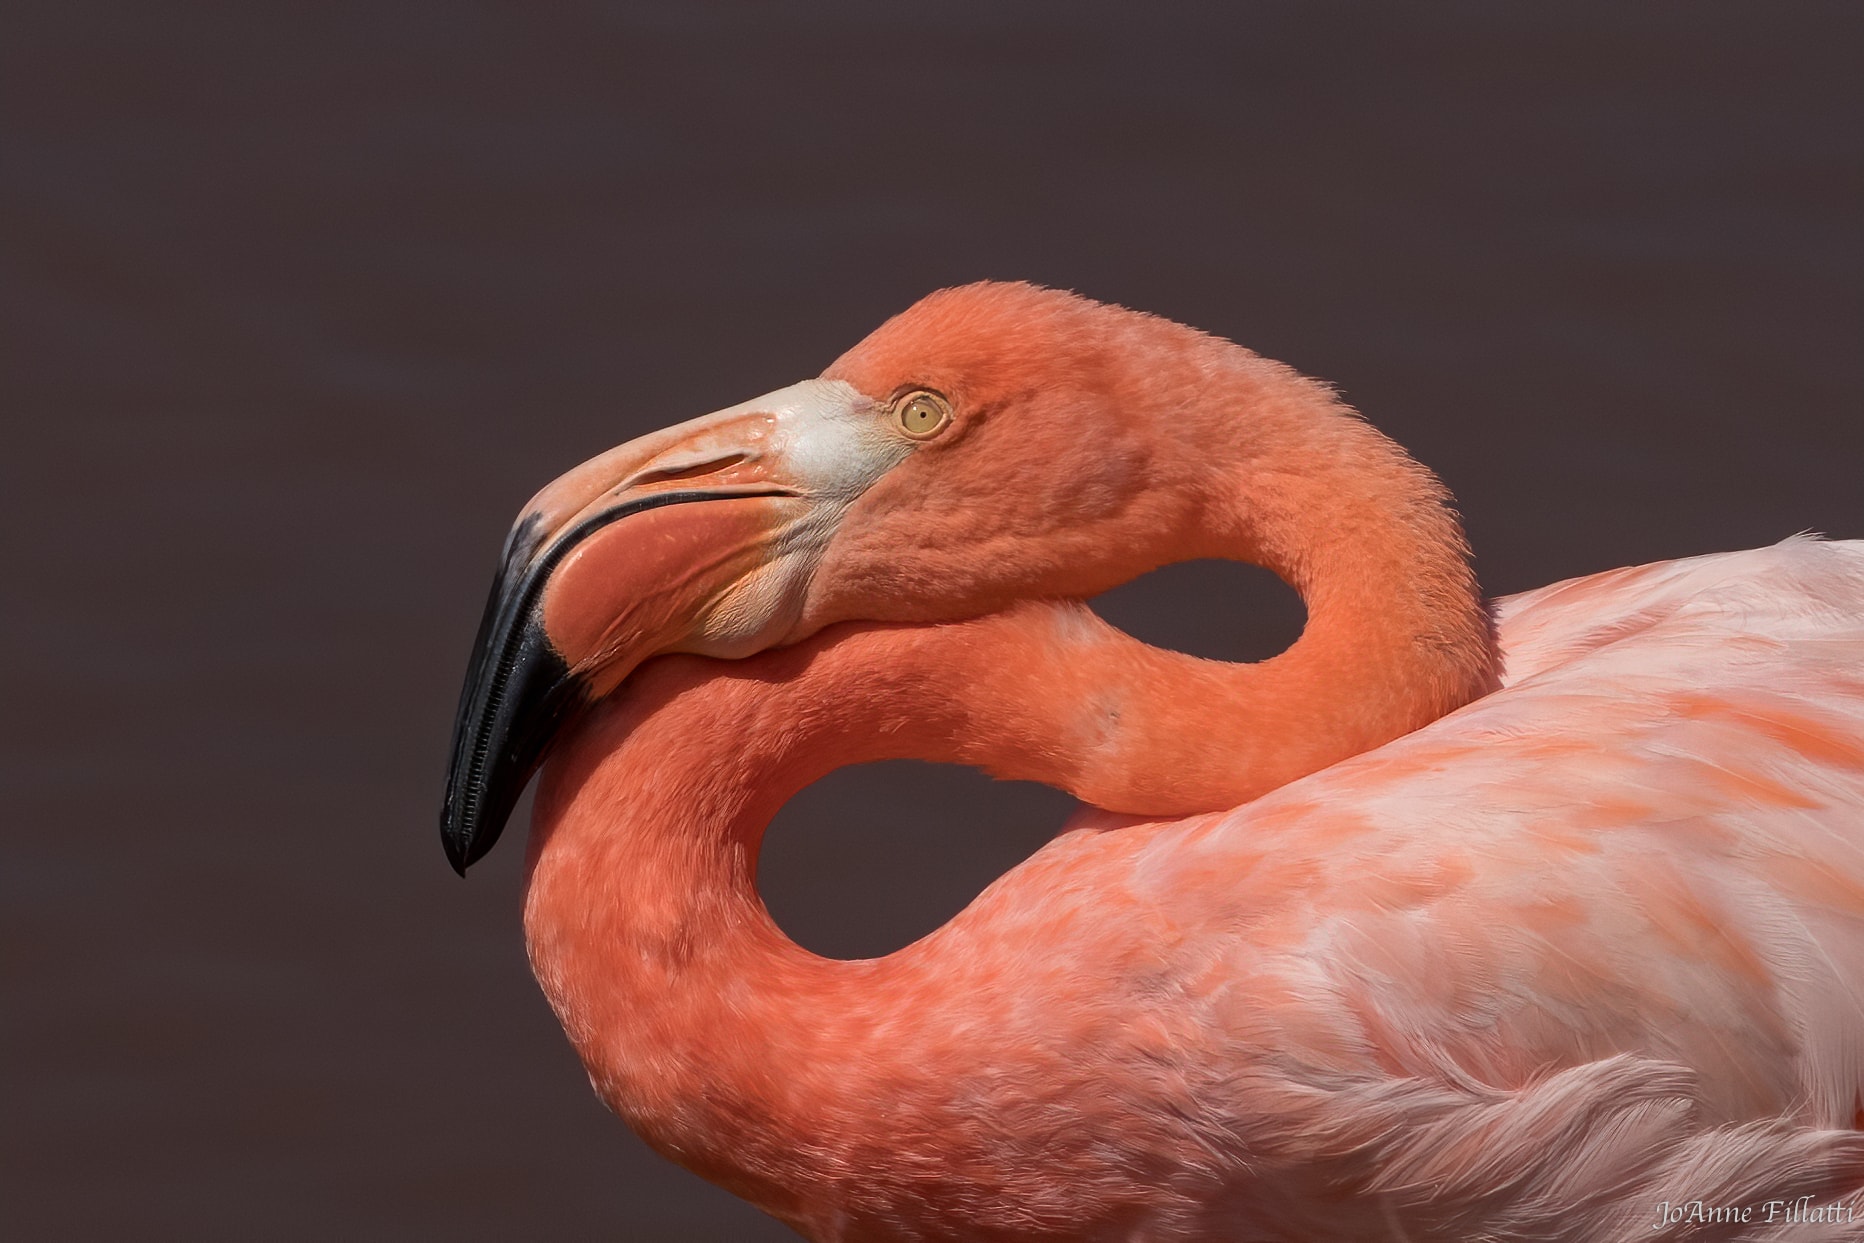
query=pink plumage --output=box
[443,284,1864,1241]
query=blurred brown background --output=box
[4,3,1860,1239]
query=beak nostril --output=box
[626,452,751,489]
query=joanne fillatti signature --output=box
[1653,1196,1859,1230]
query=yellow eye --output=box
[895,390,952,439]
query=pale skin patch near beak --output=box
[440,378,920,873]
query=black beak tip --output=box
[440,804,508,877]
[440,609,579,878]
[439,792,478,877]
[442,825,472,877]
[438,775,518,878]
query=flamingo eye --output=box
[895,391,952,440]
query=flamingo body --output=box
[441,284,1864,1241]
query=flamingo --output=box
[440,282,1864,1241]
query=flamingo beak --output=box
[440,378,904,873]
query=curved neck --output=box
[523,621,1144,1229]
[1096,351,1502,811]
[949,342,1504,814]
[523,597,1497,1229]
[521,345,1502,1229]
[817,319,1500,812]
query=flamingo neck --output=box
[1092,351,1502,811]
[816,317,1501,813]
[522,336,1502,1226]
[939,345,1504,814]
[523,566,1495,1229]
[522,622,1126,1226]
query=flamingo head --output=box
[441,282,1271,871]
